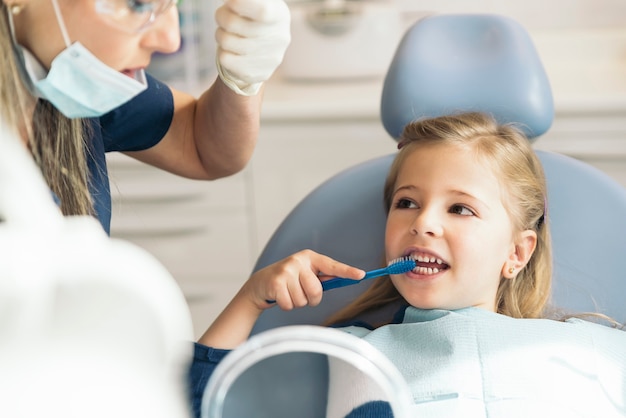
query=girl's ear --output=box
[4,1,24,12]
[4,1,27,16]
[502,230,537,279]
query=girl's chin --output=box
[121,69,136,78]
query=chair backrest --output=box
[380,13,554,141]
[251,13,626,336]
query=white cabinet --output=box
[536,112,626,187]
[250,118,398,253]
[107,154,254,338]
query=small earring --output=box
[508,267,515,275]
[9,3,24,14]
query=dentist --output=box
[1,0,291,234]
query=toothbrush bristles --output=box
[387,256,416,274]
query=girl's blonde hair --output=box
[328,112,551,326]
[1,5,93,217]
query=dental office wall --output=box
[107,0,626,338]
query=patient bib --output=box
[337,307,626,417]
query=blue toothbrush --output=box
[265,256,416,304]
[321,256,416,291]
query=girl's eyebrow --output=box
[393,184,417,195]
[394,185,476,199]
[449,189,477,200]
[449,189,491,213]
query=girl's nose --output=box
[410,208,443,237]
[140,7,181,54]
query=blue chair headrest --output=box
[381,14,554,141]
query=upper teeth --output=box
[414,255,443,264]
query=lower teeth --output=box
[414,267,440,275]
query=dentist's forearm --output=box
[194,81,262,178]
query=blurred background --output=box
[107,0,626,338]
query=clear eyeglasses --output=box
[94,0,179,34]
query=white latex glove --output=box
[215,0,291,96]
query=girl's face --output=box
[385,142,526,312]
[11,0,180,78]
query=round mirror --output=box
[202,325,413,418]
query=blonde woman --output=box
[1,0,290,234]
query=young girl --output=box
[191,112,626,417]
[329,110,550,326]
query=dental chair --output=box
[209,14,626,418]
[252,13,626,333]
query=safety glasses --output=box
[94,0,179,34]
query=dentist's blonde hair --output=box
[328,112,552,326]
[1,5,93,217]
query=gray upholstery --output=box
[380,14,554,141]
[222,353,329,418]
[540,151,626,323]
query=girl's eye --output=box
[394,198,416,209]
[450,204,475,216]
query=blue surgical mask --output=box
[8,0,147,119]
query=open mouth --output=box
[410,253,450,275]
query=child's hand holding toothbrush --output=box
[198,250,364,349]
[250,250,366,311]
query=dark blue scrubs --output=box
[87,73,174,235]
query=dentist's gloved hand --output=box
[215,0,291,96]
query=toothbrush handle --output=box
[321,267,388,291]
[266,267,390,303]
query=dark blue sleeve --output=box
[330,304,409,329]
[100,73,174,152]
[188,342,231,418]
[344,401,394,418]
